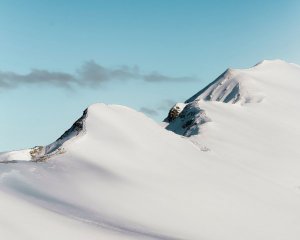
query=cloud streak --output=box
[0,61,197,90]
[139,107,159,116]
[139,99,178,117]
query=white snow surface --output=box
[0,149,31,162]
[1,60,300,240]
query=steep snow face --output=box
[0,109,88,162]
[166,59,300,189]
[184,60,293,105]
[44,108,88,155]
[185,68,265,104]
[166,59,300,136]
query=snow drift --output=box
[1,60,300,240]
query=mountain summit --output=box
[165,59,300,136]
[186,59,293,104]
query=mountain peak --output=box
[186,59,297,106]
[253,59,288,67]
[165,59,300,137]
[185,65,265,105]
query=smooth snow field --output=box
[1,60,300,240]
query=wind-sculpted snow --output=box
[1,60,300,240]
[184,60,279,105]
[185,68,264,104]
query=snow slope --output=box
[166,59,300,189]
[1,60,300,240]
[0,109,87,162]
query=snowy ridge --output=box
[253,59,290,67]
[186,68,264,105]
[186,59,296,105]
[1,60,300,240]
[0,108,88,162]
[44,108,88,155]
[165,59,299,136]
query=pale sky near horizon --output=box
[1,0,300,151]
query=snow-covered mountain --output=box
[1,60,300,240]
[166,58,300,188]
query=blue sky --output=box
[1,0,300,151]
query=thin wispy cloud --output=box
[139,107,159,116]
[0,61,197,90]
[143,72,195,83]
[157,99,177,111]
[0,70,74,89]
[139,99,178,117]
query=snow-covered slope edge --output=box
[165,59,299,136]
[0,109,88,162]
[165,59,300,191]
[1,103,300,240]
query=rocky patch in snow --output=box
[44,108,88,155]
[0,109,88,163]
[166,101,211,137]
